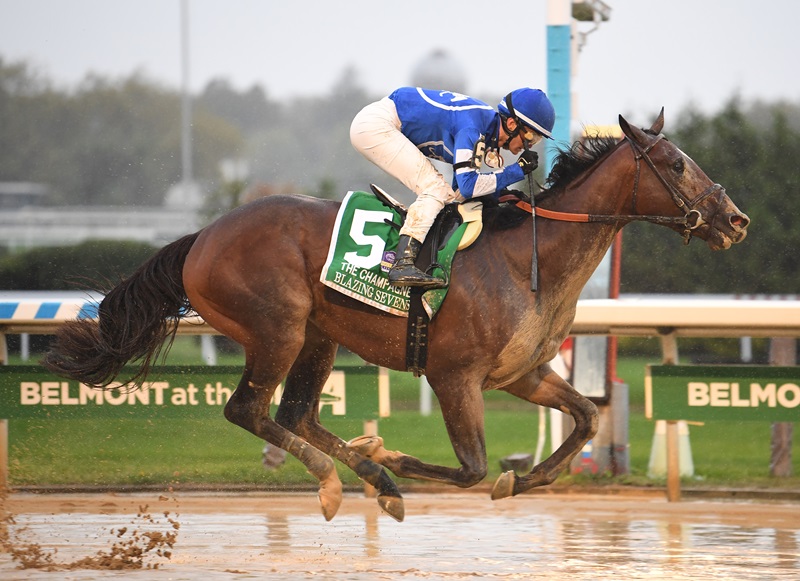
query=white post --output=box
[0,419,7,490]
[657,330,695,501]
[21,332,29,361]
[534,406,547,465]
[666,420,681,501]
[363,419,378,498]
[740,336,753,363]
[201,335,217,365]
[549,408,564,454]
[420,376,432,416]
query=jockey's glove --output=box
[517,150,539,175]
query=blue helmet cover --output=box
[498,88,555,139]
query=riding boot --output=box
[389,235,447,289]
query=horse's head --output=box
[618,110,750,250]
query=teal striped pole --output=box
[546,0,572,172]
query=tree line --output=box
[0,58,388,209]
[1,55,798,294]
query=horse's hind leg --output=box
[275,324,405,522]
[183,223,345,519]
[493,365,598,499]
[224,356,343,521]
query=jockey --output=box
[350,86,556,289]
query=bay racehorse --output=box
[44,111,749,522]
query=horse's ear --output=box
[618,114,648,146]
[650,107,665,134]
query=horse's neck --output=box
[545,221,618,304]
[534,153,633,303]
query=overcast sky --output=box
[2,0,798,128]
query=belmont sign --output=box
[646,365,799,422]
[0,365,386,420]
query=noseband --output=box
[513,133,725,244]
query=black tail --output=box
[42,232,201,388]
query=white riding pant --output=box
[350,97,461,243]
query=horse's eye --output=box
[672,158,685,174]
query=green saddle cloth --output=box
[320,190,466,318]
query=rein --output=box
[513,135,725,245]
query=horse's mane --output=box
[544,135,621,194]
[482,135,622,230]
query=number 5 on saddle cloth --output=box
[320,186,483,375]
[321,186,482,319]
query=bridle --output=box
[513,133,725,245]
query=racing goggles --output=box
[521,125,543,149]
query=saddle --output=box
[370,184,483,277]
[370,184,484,377]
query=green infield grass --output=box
[3,337,798,491]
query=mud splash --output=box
[1,492,179,571]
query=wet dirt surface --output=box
[2,490,799,580]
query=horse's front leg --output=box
[349,378,489,488]
[493,364,598,499]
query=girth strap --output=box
[405,287,429,377]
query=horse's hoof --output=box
[347,435,384,457]
[377,494,405,522]
[318,467,343,521]
[491,470,516,500]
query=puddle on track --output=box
[2,491,798,580]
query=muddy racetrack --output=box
[2,490,799,580]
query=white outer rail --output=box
[2,293,799,337]
[572,297,800,337]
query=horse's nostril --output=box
[731,214,750,229]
